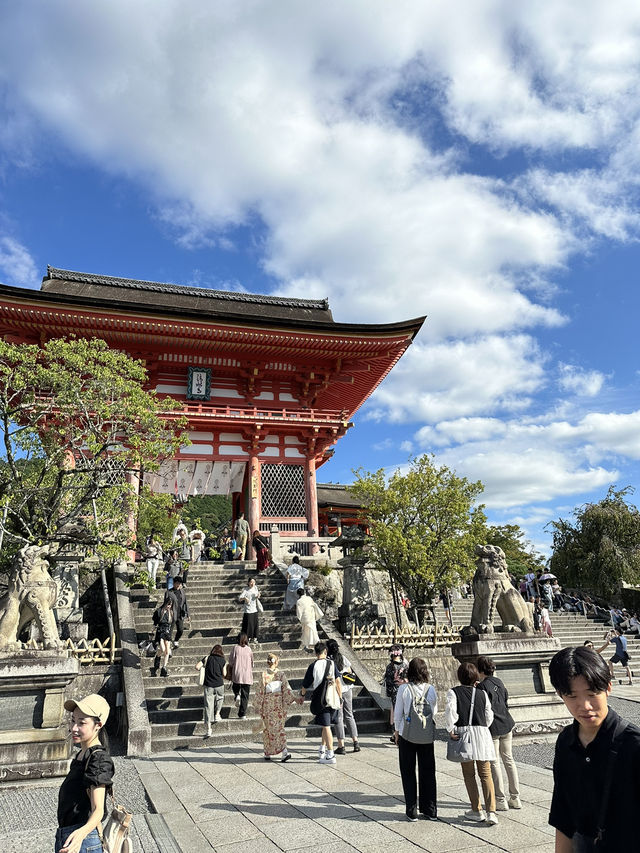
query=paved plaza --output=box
[135,736,556,853]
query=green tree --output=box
[0,337,186,564]
[351,454,486,618]
[484,524,545,578]
[548,486,640,599]
[181,494,232,533]
[136,487,177,551]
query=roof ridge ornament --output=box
[46,266,330,310]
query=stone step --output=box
[143,682,371,702]
[150,718,388,751]
[147,704,383,726]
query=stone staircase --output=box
[130,561,387,752]
[440,596,640,661]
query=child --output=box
[548,646,640,850]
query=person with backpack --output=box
[151,598,174,677]
[384,644,409,741]
[393,657,438,822]
[300,641,342,765]
[476,655,521,811]
[548,646,640,850]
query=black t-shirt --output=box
[549,708,640,848]
[477,675,514,737]
[204,653,226,688]
[57,745,114,827]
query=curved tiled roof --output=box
[46,266,329,310]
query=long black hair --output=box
[326,638,344,671]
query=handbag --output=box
[342,670,356,685]
[322,661,341,710]
[197,658,206,686]
[83,750,133,853]
[100,800,133,853]
[256,598,264,613]
[223,662,233,681]
[446,686,476,763]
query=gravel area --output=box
[512,695,640,770]
[0,740,161,853]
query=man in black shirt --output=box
[163,576,189,648]
[548,646,640,851]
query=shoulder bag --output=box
[84,749,133,853]
[197,657,206,686]
[323,661,342,711]
[446,686,476,763]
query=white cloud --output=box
[3,1,640,537]
[368,335,547,423]
[0,235,39,288]
[419,409,640,509]
[558,363,606,397]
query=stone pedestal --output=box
[0,651,79,781]
[451,634,572,739]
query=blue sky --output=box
[2,1,640,556]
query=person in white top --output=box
[393,658,438,822]
[327,639,360,754]
[445,661,498,826]
[239,578,261,643]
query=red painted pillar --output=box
[305,454,319,554]
[247,453,261,558]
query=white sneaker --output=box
[464,809,486,822]
[318,752,336,765]
[508,797,522,809]
[486,812,499,826]
[496,799,509,811]
[214,714,222,723]
[234,695,241,706]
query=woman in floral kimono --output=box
[254,653,299,761]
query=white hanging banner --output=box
[230,462,246,493]
[192,461,213,496]
[146,460,246,496]
[142,471,159,491]
[156,460,178,494]
[176,461,196,500]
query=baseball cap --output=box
[64,693,110,726]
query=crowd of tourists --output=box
[59,637,640,851]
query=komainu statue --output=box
[470,544,533,634]
[0,543,62,652]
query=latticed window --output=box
[261,464,305,518]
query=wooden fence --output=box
[22,633,120,664]
[350,622,462,650]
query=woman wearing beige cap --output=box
[56,693,114,853]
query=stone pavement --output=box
[135,735,557,853]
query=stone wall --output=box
[353,645,460,708]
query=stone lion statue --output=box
[470,544,533,634]
[0,543,62,652]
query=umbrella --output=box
[539,572,556,581]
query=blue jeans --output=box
[55,824,103,852]
[166,574,174,590]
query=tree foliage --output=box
[484,523,545,578]
[136,487,178,551]
[548,486,640,599]
[181,494,232,533]
[0,337,187,562]
[351,454,486,612]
